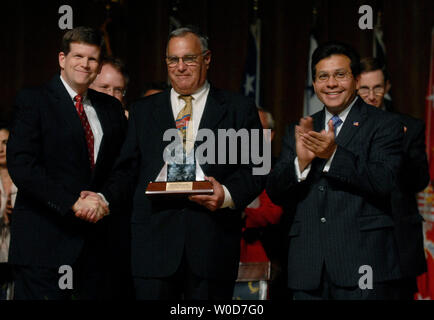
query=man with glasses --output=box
[358,57,429,299]
[267,42,404,299]
[89,57,129,118]
[79,26,264,299]
[357,57,391,110]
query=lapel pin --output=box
[353,121,359,127]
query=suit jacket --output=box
[389,112,429,278]
[266,98,404,290]
[7,75,127,268]
[102,87,265,280]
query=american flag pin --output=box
[353,121,359,126]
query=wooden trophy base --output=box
[146,180,213,199]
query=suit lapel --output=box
[88,89,112,171]
[198,87,227,131]
[47,76,89,156]
[150,90,177,132]
[335,98,366,148]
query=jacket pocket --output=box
[288,222,301,237]
[358,215,394,231]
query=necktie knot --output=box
[179,95,193,104]
[74,95,84,114]
[331,115,343,136]
[74,94,83,103]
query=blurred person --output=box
[0,123,17,300]
[142,81,170,97]
[89,56,129,118]
[234,108,284,300]
[358,57,429,299]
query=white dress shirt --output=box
[60,76,103,163]
[170,81,235,209]
[295,96,358,181]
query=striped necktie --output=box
[331,115,343,137]
[176,95,193,149]
[74,95,95,169]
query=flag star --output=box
[244,74,255,96]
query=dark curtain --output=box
[1,0,433,156]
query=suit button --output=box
[320,217,326,223]
[318,186,326,191]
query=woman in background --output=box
[0,123,17,300]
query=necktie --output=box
[330,115,343,137]
[74,95,95,169]
[176,95,193,149]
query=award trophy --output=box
[145,121,213,198]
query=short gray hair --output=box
[167,26,209,53]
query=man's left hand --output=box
[189,176,225,211]
[301,119,337,159]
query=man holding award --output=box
[77,26,265,299]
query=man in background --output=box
[142,81,170,97]
[90,56,129,118]
[358,57,429,299]
[89,56,133,299]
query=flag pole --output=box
[253,0,261,106]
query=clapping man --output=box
[267,42,404,299]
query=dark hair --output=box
[60,26,105,60]
[143,81,170,95]
[359,57,390,82]
[0,121,10,131]
[101,56,129,86]
[311,41,360,81]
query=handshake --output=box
[72,191,109,223]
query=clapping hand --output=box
[300,119,337,159]
[295,116,315,172]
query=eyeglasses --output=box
[166,51,208,67]
[358,87,385,97]
[95,85,126,97]
[316,71,353,82]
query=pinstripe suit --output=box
[266,98,404,292]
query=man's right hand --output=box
[72,192,109,223]
[295,116,315,172]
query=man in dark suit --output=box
[358,57,429,299]
[7,26,127,299]
[266,42,404,299]
[80,26,264,300]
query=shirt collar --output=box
[172,81,210,102]
[324,96,358,125]
[59,75,88,101]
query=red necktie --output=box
[74,95,95,169]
